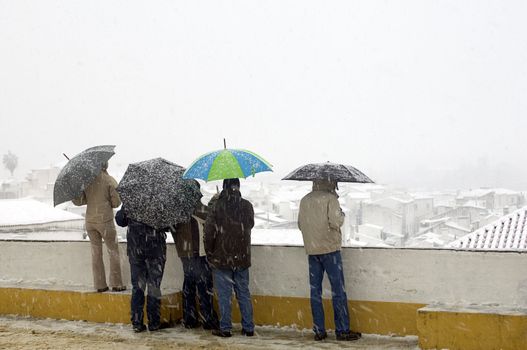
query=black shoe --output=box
[96,287,109,293]
[203,322,219,330]
[183,322,201,329]
[212,329,232,337]
[314,331,327,341]
[111,286,126,292]
[149,323,171,332]
[133,324,146,333]
[241,329,254,337]
[336,331,361,341]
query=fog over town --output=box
[2,1,527,191]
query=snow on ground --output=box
[0,198,83,226]
[0,316,419,350]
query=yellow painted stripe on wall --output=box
[231,295,425,336]
[0,288,181,325]
[418,308,527,350]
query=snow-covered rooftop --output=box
[448,206,527,251]
[0,198,83,226]
[457,188,520,199]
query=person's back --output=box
[296,179,360,342]
[116,208,167,332]
[72,164,124,293]
[205,187,254,270]
[204,178,255,338]
[298,180,344,255]
[83,170,121,223]
[171,200,219,330]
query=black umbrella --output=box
[282,162,374,183]
[53,145,116,206]
[116,158,202,230]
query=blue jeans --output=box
[213,268,254,332]
[181,257,218,328]
[308,250,350,335]
[127,230,166,329]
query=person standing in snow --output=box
[204,178,255,338]
[115,207,168,332]
[171,181,219,331]
[297,179,361,341]
[72,161,125,293]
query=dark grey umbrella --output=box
[53,145,116,206]
[282,162,374,183]
[116,158,202,230]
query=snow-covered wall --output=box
[252,247,527,308]
[0,240,526,308]
[0,241,182,291]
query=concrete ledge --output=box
[0,287,182,325]
[417,305,527,350]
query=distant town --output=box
[1,164,525,251]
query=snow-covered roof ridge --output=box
[448,206,527,251]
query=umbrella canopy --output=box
[53,145,116,206]
[182,149,272,181]
[116,158,202,230]
[282,162,374,183]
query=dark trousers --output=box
[308,250,350,335]
[127,230,167,328]
[181,256,218,328]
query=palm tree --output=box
[3,151,18,177]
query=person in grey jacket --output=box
[297,179,360,341]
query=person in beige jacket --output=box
[73,162,125,292]
[298,179,360,342]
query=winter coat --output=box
[171,203,208,258]
[115,208,167,258]
[72,170,121,224]
[297,181,345,255]
[204,188,254,270]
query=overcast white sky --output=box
[1,1,526,189]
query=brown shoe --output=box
[112,286,126,292]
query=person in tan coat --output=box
[73,162,125,292]
[298,179,360,342]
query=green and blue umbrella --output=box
[183,148,272,181]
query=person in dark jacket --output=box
[171,187,219,330]
[115,208,168,333]
[204,178,255,338]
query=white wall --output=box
[1,240,526,309]
[0,241,183,291]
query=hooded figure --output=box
[72,161,125,293]
[297,179,361,342]
[204,178,255,337]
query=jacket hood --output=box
[219,187,242,199]
[312,180,337,193]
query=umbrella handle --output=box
[63,153,70,161]
[223,138,227,149]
